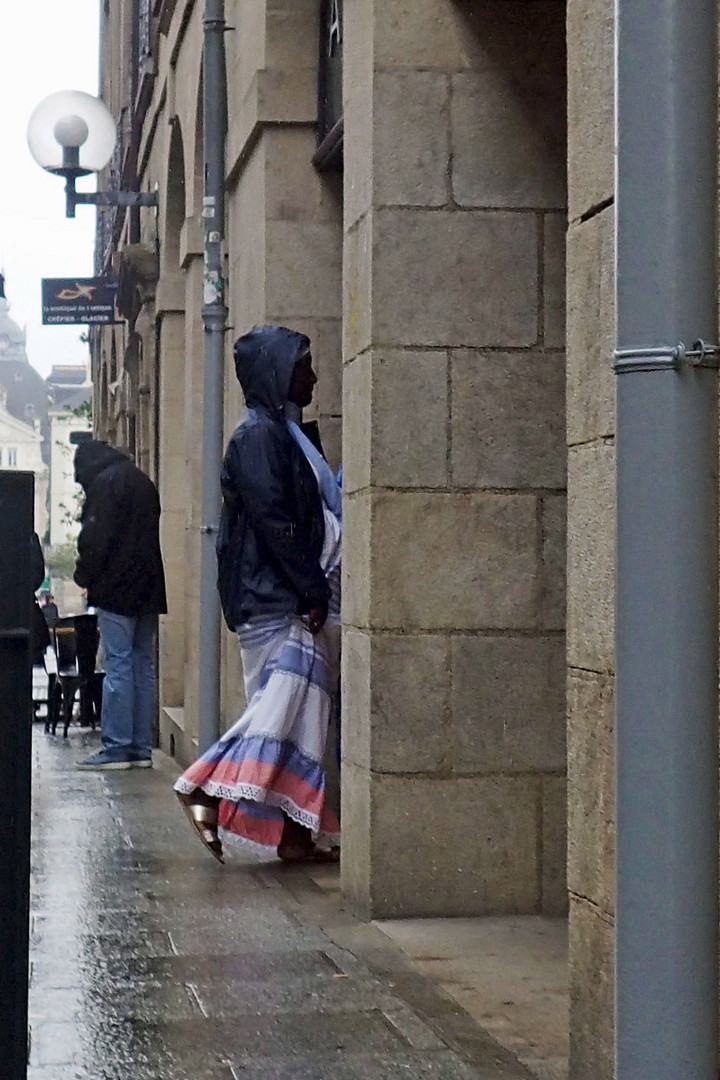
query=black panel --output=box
[0,469,33,1079]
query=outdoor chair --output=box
[48,614,104,738]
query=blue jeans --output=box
[97,610,157,760]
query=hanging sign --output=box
[41,278,118,325]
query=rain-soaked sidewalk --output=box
[29,726,536,1080]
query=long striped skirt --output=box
[174,607,341,854]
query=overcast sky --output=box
[0,1,99,378]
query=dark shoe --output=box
[129,754,153,769]
[75,751,133,771]
[277,844,340,865]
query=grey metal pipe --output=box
[197,0,227,753]
[614,1,719,1077]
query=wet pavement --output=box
[29,726,535,1080]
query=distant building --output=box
[0,273,50,429]
[0,387,48,535]
[0,271,30,364]
[0,273,50,536]
[46,365,92,546]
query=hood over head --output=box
[74,439,131,491]
[233,325,310,417]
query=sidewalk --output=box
[30,727,560,1080]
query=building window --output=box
[7,448,17,468]
[314,0,343,171]
[137,0,153,72]
[134,0,156,120]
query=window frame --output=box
[314,0,344,172]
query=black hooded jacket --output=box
[73,440,167,617]
[217,325,330,630]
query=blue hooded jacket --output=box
[216,326,330,629]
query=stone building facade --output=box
[92,1,619,1076]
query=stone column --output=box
[180,254,205,744]
[135,319,154,479]
[222,0,345,733]
[156,293,187,732]
[341,0,568,918]
[566,0,616,1076]
[226,0,344,456]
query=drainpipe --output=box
[197,0,227,752]
[614,2,718,1078]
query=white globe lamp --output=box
[27,90,157,218]
[27,90,117,177]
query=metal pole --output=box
[197,0,227,752]
[614,1,719,1077]
[0,471,33,1079]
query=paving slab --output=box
[374,917,569,1080]
[30,727,536,1080]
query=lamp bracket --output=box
[75,191,159,209]
[63,174,158,218]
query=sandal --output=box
[176,792,224,864]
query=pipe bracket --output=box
[613,340,720,373]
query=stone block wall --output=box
[341,0,569,918]
[566,0,616,1076]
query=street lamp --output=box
[27,90,158,218]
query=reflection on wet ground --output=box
[29,727,529,1080]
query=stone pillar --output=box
[180,254,205,743]
[226,0,343,447]
[135,301,155,480]
[341,0,568,918]
[156,297,187,729]
[221,0,344,734]
[566,0,616,1076]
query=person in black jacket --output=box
[215,330,331,632]
[40,594,59,627]
[72,439,167,771]
[174,326,342,864]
